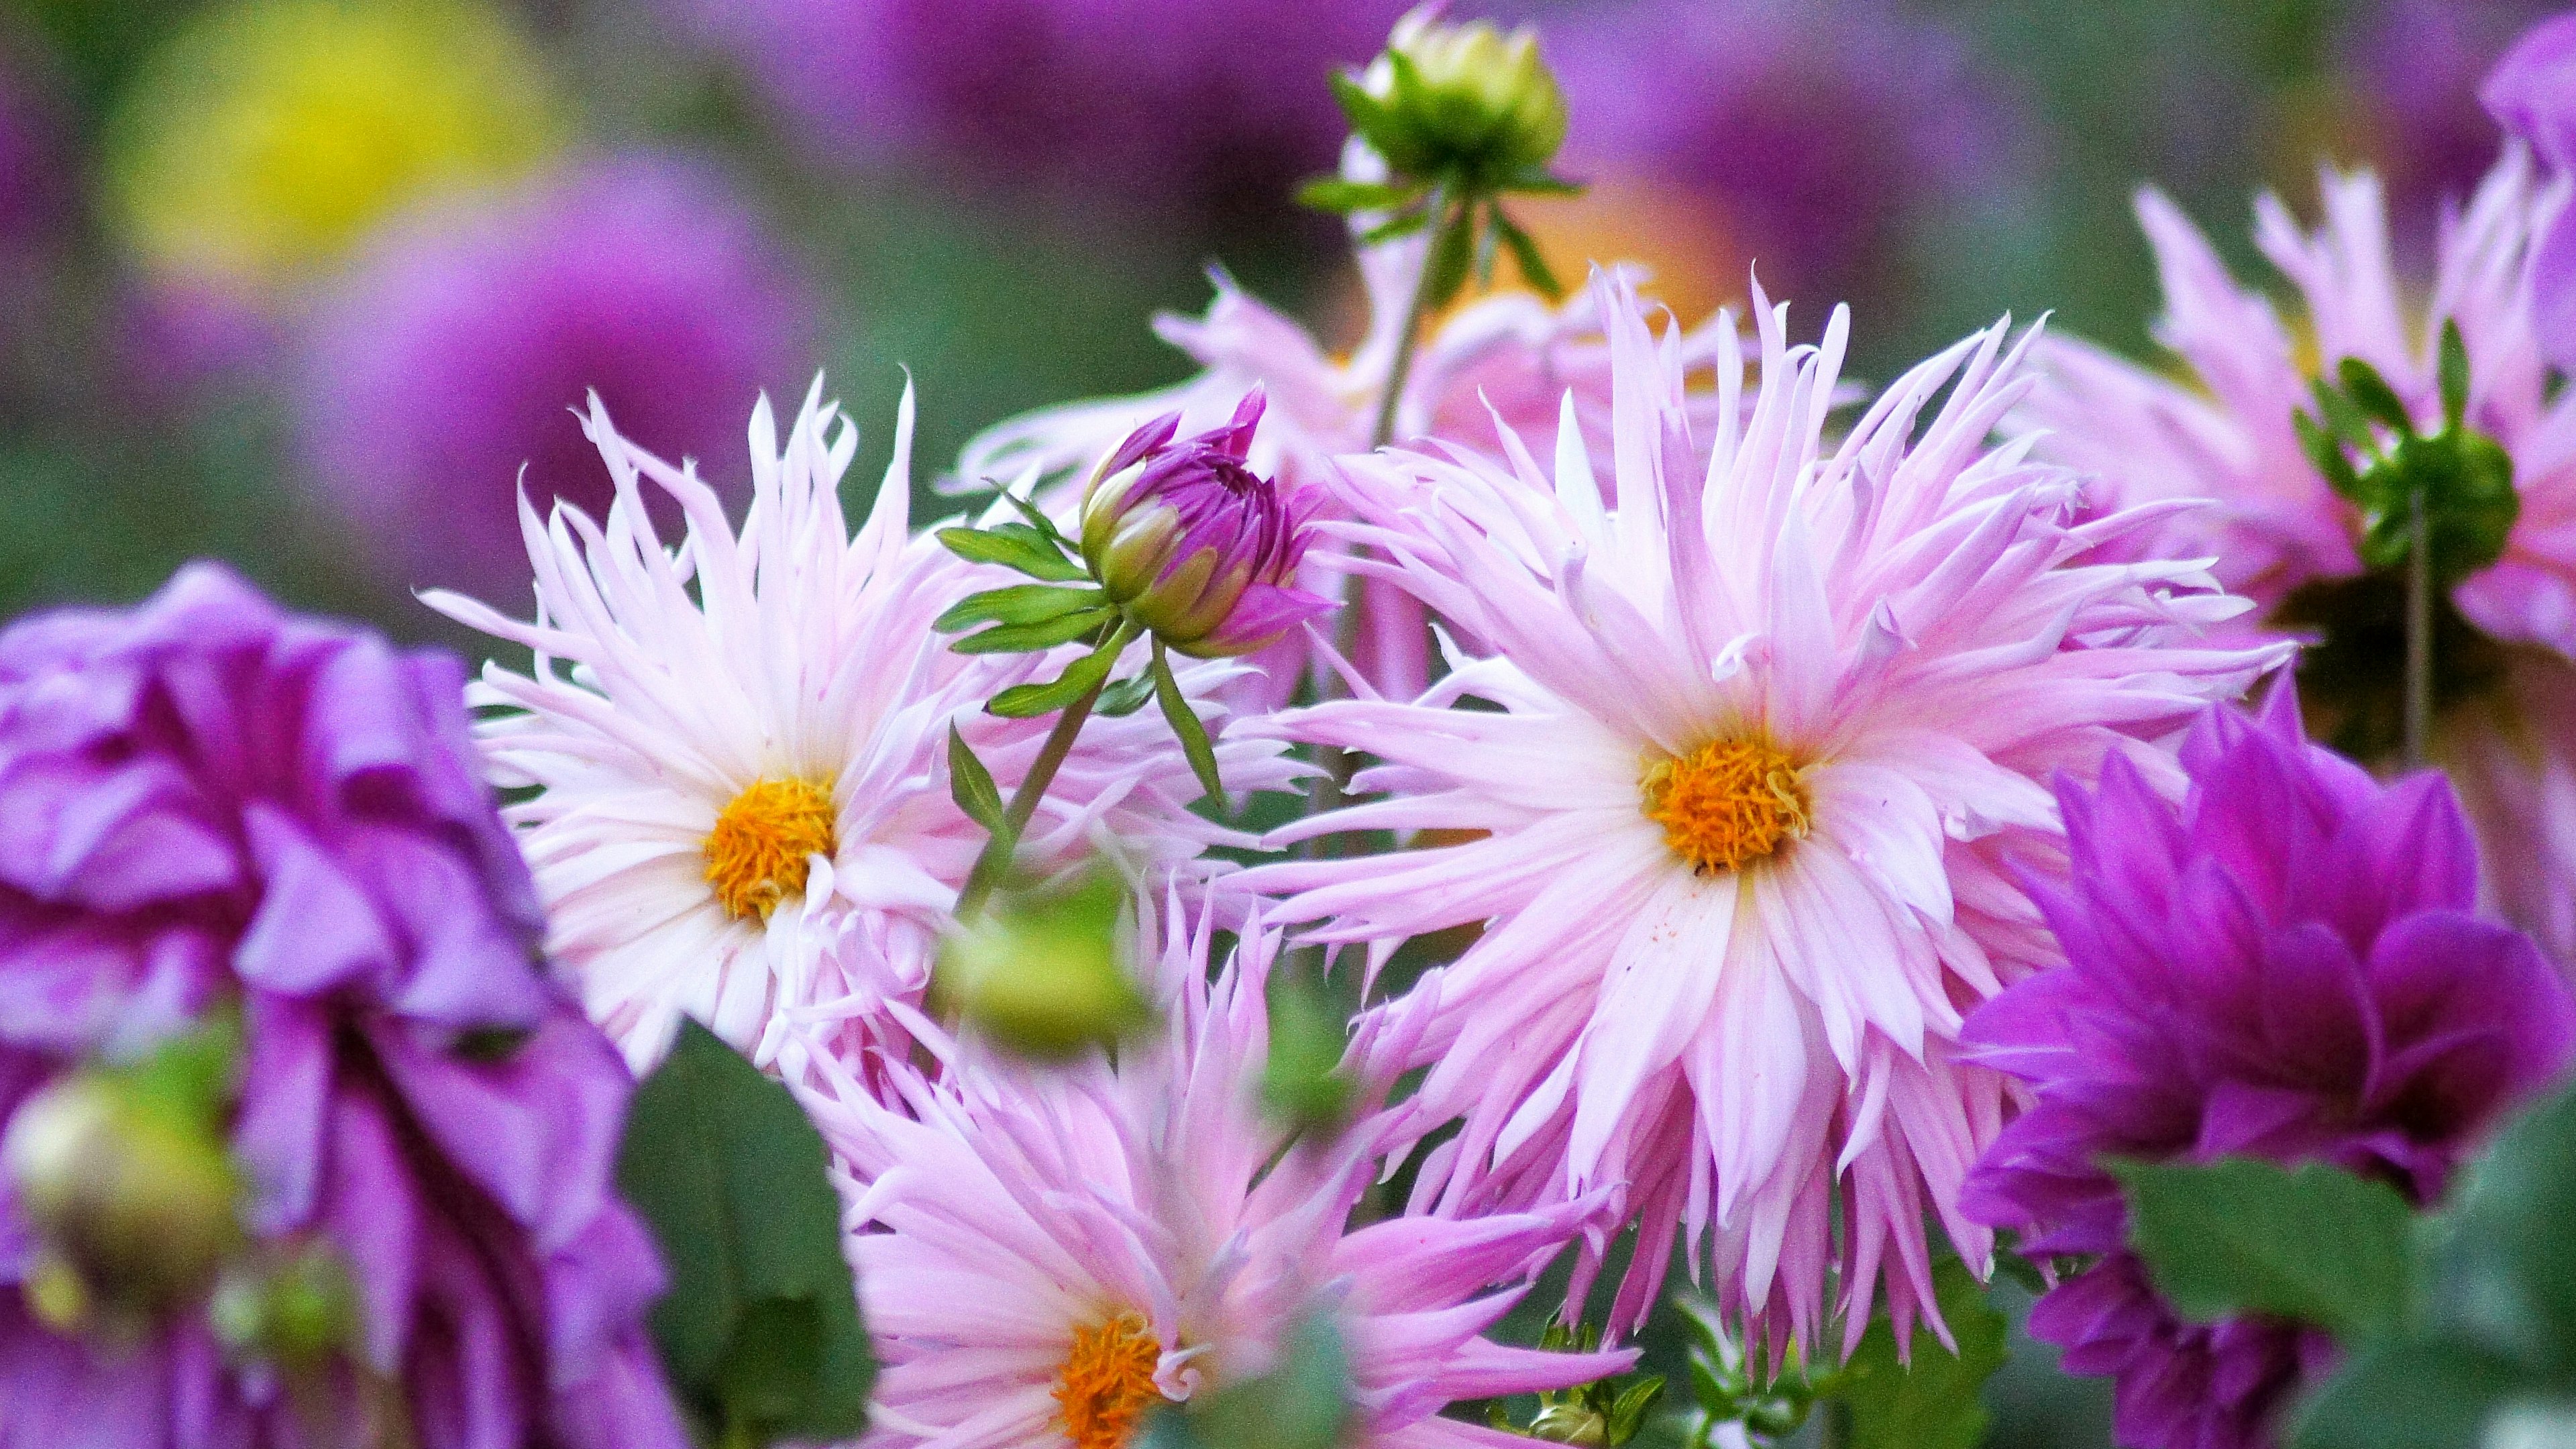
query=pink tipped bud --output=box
[1077,390,1334,657]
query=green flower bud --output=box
[1358,7,1568,182]
[934,869,1150,1060]
[4,1069,243,1322]
[209,1242,359,1369]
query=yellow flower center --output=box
[702,777,837,922]
[1642,738,1811,874]
[1055,1313,1168,1449]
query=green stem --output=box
[956,625,1134,918]
[2404,483,2432,769]
[1815,1399,1854,1449]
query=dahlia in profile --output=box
[429,384,1291,1077]
[1242,272,2286,1350]
[2018,151,2576,955]
[0,564,683,1448]
[961,202,1731,706]
[800,907,1630,1449]
[1963,693,2576,1449]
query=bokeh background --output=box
[0,0,2552,1440]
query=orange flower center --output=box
[702,777,837,921]
[1643,738,1811,874]
[1055,1313,1168,1449]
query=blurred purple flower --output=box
[0,564,686,1448]
[2343,0,2563,225]
[300,154,814,596]
[1964,693,2576,1449]
[675,0,1403,226]
[1542,0,2019,308]
[2484,9,2576,372]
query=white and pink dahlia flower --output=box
[799,908,1629,1449]
[2019,152,2576,955]
[428,382,1294,1077]
[1238,274,2288,1352]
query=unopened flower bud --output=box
[1077,388,1332,658]
[933,870,1150,1060]
[5,1070,242,1320]
[209,1242,358,1370]
[1361,7,1568,181]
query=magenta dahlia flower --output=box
[0,564,684,1448]
[1236,272,2287,1351]
[1962,692,2576,1449]
[300,152,815,597]
[1077,390,1333,657]
[2485,10,2576,372]
[427,383,1297,1080]
[798,907,1629,1449]
[2017,152,2576,956]
[961,213,1735,708]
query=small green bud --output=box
[4,1067,243,1320]
[1356,7,1568,184]
[934,869,1150,1060]
[209,1242,359,1370]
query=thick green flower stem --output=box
[2404,483,2432,769]
[1367,193,1456,453]
[955,629,1134,920]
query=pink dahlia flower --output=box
[1237,272,2288,1351]
[798,906,1630,1449]
[0,564,683,1449]
[958,197,1733,708]
[427,383,1297,1079]
[2017,152,2576,955]
[1963,692,2576,1449]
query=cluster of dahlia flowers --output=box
[5,9,2575,1449]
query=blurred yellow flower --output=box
[106,0,563,290]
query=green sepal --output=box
[1501,165,1585,197]
[2438,319,2471,431]
[947,724,1008,837]
[1421,200,1477,313]
[1360,207,1434,245]
[2339,356,2413,435]
[1150,640,1226,810]
[2353,429,2518,585]
[1491,205,1562,298]
[1095,673,1156,717]
[1298,177,1421,215]
[934,526,1087,583]
[949,608,1116,655]
[2295,408,2365,502]
[987,629,1130,718]
[933,583,1104,634]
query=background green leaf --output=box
[1830,1256,2009,1449]
[2114,1157,2414,1338]
[615,1020,874,1446]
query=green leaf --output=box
[1095,673,1155,717]
[1829,1257,2008,1449]
[1150,641,1226,810]
[987,630,1129,718]
[935,526,1087,583]
[2112,1157,2414,1338]
[1297,177,1419,214]
[615,1020,874,1444]
[1260,965,1355,1132]
[947,724,1007,836]
[951,608,1116,655]
[1421,199,1477,313]
[2438,319,2471,431]
[2420,1081,2576,1376]
[1190,1309,1353,1449]
[1493,205,1563,299]
[2339,356,2414,435]
[934,584,1104,633]
[1607,1377,1668,1444]
[2288,1338,2534,1449]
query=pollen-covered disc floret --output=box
[1056,1313,1169,1449]
[427,382,1293,1079]
[1240,270,2286,1350]
[703,777,838,921]
[1644,739,1809,875]
[793,903,1632,1449]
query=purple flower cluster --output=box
[300,153,814,596]
[0,565,683,1448]
[1964,692,2576,1449]
[2483,10,2576,373]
